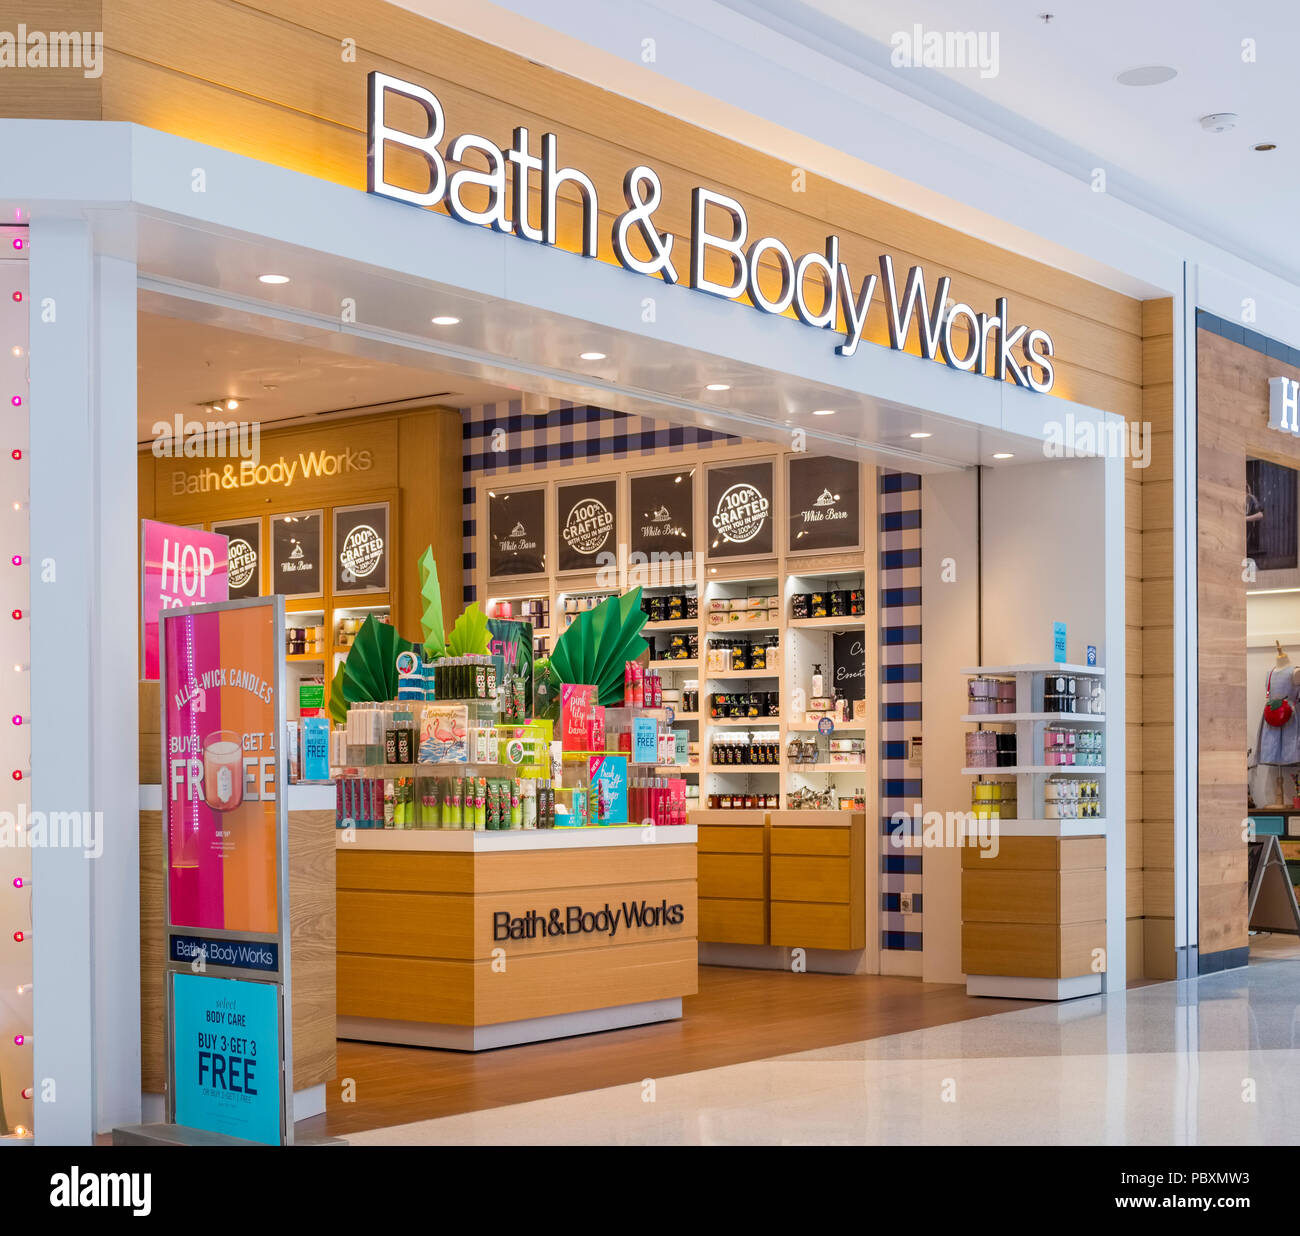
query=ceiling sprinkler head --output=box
[1200,113,1239,134]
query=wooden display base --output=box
[966,973,1102,1000]
[339,998,683,1052]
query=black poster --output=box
[630,470,694,559]
[1247,457,1299,571]
[833,630,868,702]
[707,460,774,558]
[270,510,322,597]
[557,479,618,572]
[334,502,390,594]
[488,487,546,577]
[212,518,261,600]
[788,455,860,552]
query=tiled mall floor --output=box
[346,949,1300,1145]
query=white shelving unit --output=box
[960,664,1107,838]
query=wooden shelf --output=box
[704,764,780,774]
[708,715,782,727]
[961,663,1104,677]
[961,713,1107,724]
[962,765,1106,775]
[787,763,867,774]
[286,652,326,663]
[789,616,868,629]
[707,669,780,680]
[649,659,699,670]
[642,620,699,633]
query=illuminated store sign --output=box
[367,71,1055,392]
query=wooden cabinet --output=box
[694,810,768,944]
[961,837,1106,979]
[769,812,865,951]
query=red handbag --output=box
[1265,697,1294,727]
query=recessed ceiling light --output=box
[909,431,932,439]
[811,409,835,416]
[1254,142,1278,152]
[992,452,1014,460]
[706,383,730,392]
[226,399,239,411]
[580,351,607,361]
[431,315,460,326]
[258,274,290,284]
[1116,65,1177,87]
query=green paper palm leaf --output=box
[327,661,349,725]
[418,545,446,661]
[340,615,417,705]
[446,602,490,656]
[550,589,648,706]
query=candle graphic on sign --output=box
[202,730,244,812]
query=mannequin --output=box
[1250,641,1300,806]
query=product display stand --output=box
[960,663,1108,1000]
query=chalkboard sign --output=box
[270,510,322,598]
[213,518,261,600]
[630,470,694,559]
[488,487,547,577]
[557,478,618,572]
[788,455,860,552]
[707,460,774,559]
[334,501,389,594]
[833,630,868,702]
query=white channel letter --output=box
[690,188,748,298]
[447,132,510,231]
[1269,376,1300,434]
[366,72,447,207]
[745,236,797,315]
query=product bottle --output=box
[812,664,825,697]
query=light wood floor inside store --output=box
[299,965,1039,1139]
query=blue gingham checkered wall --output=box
[879,471,923,952]
[460,402,740,603]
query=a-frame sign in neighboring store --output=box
[1248,834,1300,936]
[159,595,293,1145]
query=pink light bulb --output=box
[10,556,19,566]
[11,715,21,726]
[11,877,20,888]
[11,932,22,944]
[11,239,22,251]
[10,397,20,407]
[12,1034,23,1045]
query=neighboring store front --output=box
[1197,313,1300,970]
[1,0,1184,1142]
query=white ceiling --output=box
[733,0,1300,283]
[136,310,514,442]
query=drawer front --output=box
[962,921,1106,978]
[698,825,765,854]
[770,901,858,950]
[698,851,765,900]
[699,897,767,945]
[770,855,850,904]
[771,827,850,857]
[962,868,1058,924]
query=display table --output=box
[335,825,697,1050]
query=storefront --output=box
[0,0,1185,1143]
[1197,313,1300,968]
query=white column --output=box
[28,219,139,1143]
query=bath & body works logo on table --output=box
[712,481,769,544]
[562,497,614,556]
[338,523,384,579]
[170,446,372,495]
[493,898,686,941]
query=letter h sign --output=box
[1269,377,1300,435]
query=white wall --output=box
[979,457,1108,667]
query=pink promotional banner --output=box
[141,520,229,680]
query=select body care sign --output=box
[162,597,283,935]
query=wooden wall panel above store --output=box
[88,0,1144,417]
